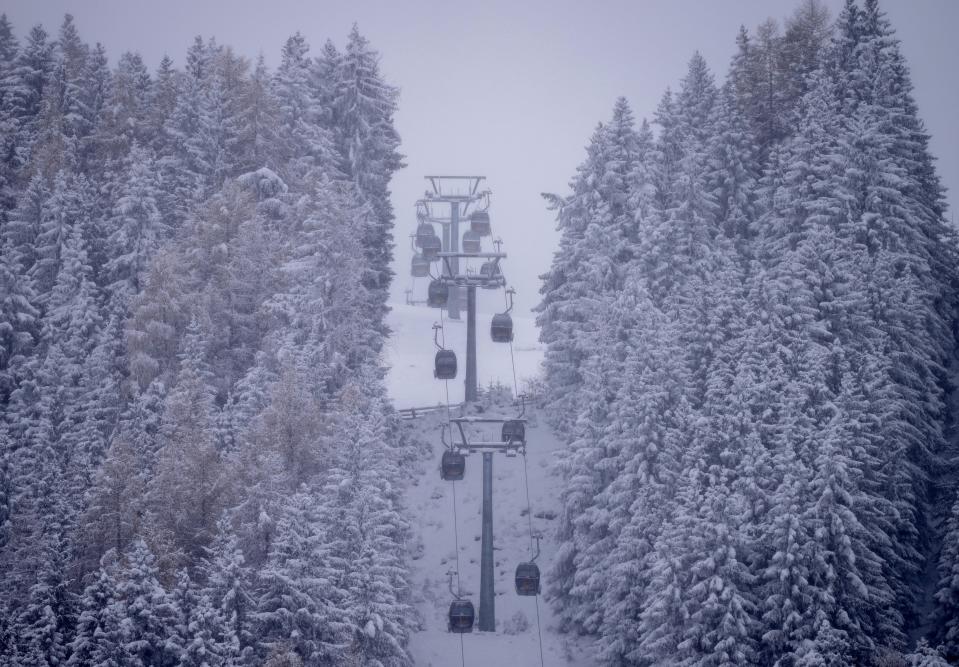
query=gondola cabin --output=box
[502,419,525,444]
[416,222,436,247]
[462,230,481,254]
[514,562,541,596]
[427,280,449,308]
[421,235,442,261]
[448,599,475,633]
[479,261,500,279]
[490,312,513,342]
[441,449,465,481]
[435,349,457,380]
[411,254,430,278]
[470,210,491,236]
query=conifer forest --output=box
[1,0,959,665]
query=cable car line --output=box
[522,449,547,667]
[416,177,544,656]
[450,460,467,665]
[438,310,468,666]
[503,287,520,398]
[504,299,545,667]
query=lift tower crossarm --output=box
[437,252,507,259]
[448,418,527,454]
[420,176,488,322]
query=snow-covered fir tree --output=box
[0,15,413,664]
[536,1,959,664]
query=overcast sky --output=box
[5,0,958,316]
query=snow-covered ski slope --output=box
[384,302,542,409]
[384,303,594,665]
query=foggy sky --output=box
[5,0,958,316]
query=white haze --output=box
[4,0,958,316]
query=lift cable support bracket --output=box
[530,534,542,563]
[437,253,507,289]
[449,417,528,455]
[416,176,490,224]
[448,569,463,599]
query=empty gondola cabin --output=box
[470,210,491,236]
[490,312,513,342]
[416,222,436,247]
[411,253,430,277]
[462,230,481,253]
[502,419,525,444]
[441,449,465,481]
[448,599,475,633]
[435,349,457,379]
[421,235,442,260]
[480,260,500,279]
[427,280,449,308]
[515,562,541,596]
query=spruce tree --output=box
[332,24,404,331]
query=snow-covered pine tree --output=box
[4,24,55,179]
[934,492,959,659]
[125,247,191,392]
[331,25,404,335]
[112,538,181,667]
[29,168,96,299]
[535,97,641,433]
[271,32,339,184]
[2,173,47,276]
[235,54,280,173]
[202,518,257,662]
[828,0,958,625]
[316,378,413,666]
[0,240,38,403]
[149,316,227,565]
[67,551,129,667]
[94,50,150,169]
[12,494,76,666]
[253,488,351,665]
[0,14,22,217]
[104,142,166,300]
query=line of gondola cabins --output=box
[411,208,541,633]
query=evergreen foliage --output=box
[0,16,411,664]
[536,1,959,663]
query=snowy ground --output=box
[384,302,543,409]
[385,303,595,666]
[400,407,595,667]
